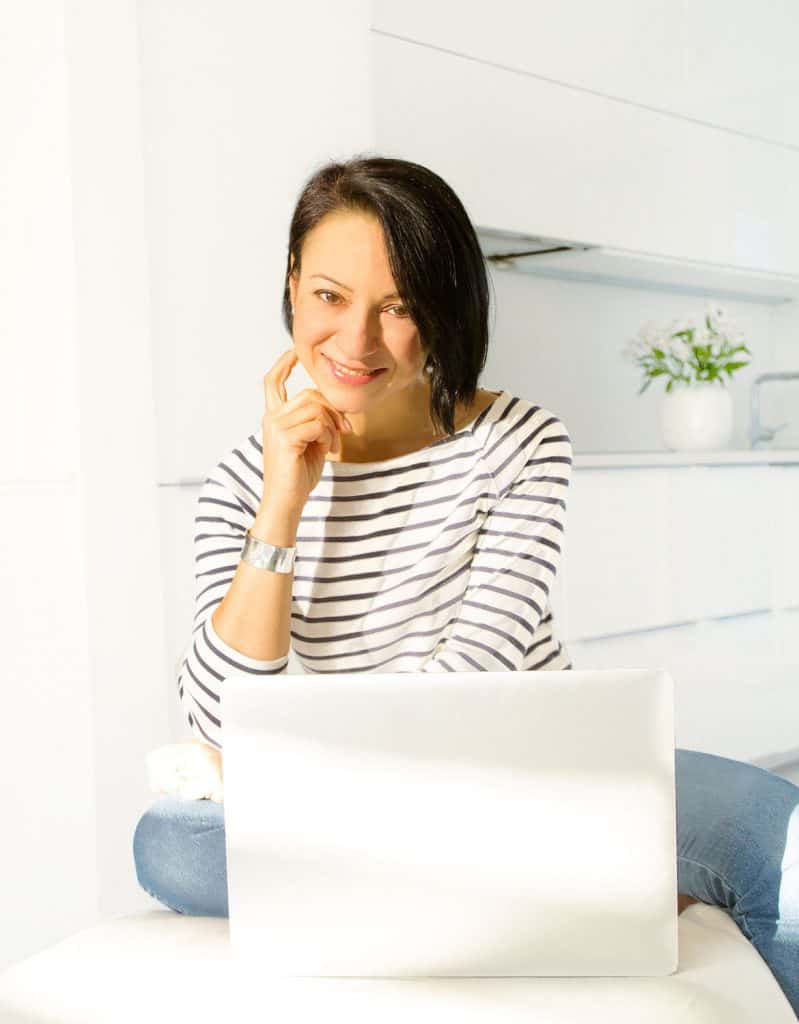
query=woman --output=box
[134,155,799,1014]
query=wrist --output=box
[251,507,300,548]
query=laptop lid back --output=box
[221,668,677,978]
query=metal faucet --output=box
[750,372,799,448]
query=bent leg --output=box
[132,796,228,917]
[676,747,799,1015]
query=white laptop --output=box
[220,668,678,979]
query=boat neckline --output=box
[323,389,508,471]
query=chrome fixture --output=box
[750,372,799,448]
[477,228,597,270]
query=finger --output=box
[275,404,342,445]
[280,388,350,431]
[279,388,351,434]
[284,416,337,452]
[271,348,298,408]
[264,349,298,415]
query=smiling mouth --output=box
[324,354,385,377]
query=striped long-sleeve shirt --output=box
[178,389,574,749]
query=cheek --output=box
[390,328,425,366]
[290,340,315,378]
[292,317,330,362]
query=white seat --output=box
[0,903,794,1022]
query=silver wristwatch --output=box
[241,528,296,574]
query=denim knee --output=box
[723,760,799,916]
[675,748,799,917]
[133,799,185,913]
[132,796,228,917]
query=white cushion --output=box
[0,904,794,1022]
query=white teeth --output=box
[331,358,376,377]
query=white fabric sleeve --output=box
[421,410,573,673]
[177,436,289,750]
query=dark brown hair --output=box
[282,154,493,437]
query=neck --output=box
[328,377,455,461]
[338,378,438,455]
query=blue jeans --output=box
[133,747,799,1015]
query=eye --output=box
[315,290,409,317]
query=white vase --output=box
[659,380,733,451]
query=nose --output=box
[334,306,384,363]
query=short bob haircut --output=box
[281,154,493,438]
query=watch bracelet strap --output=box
[241,528,296,573]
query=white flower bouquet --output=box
[623,301,751,395]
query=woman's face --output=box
[287,210,428,412]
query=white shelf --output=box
[573,449,799,469]
[477,227,799,305]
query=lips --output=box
[324,354,383,375]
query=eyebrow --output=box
[310,274,400,301]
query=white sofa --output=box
[0,902,795,1022]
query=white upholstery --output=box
[0,904,794,1023]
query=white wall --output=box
[483,269,781,451]
[65,0,170,932]
[1,0,165,972]
[1,0,88,971]
[770,299,799,442]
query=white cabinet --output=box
[564,469,672,637]
[371,27,799,274]
[565,464,779,639]
[770,468,799,609]
[562,460,799,764]
[666,466,772,623]
[373,0,799,147]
